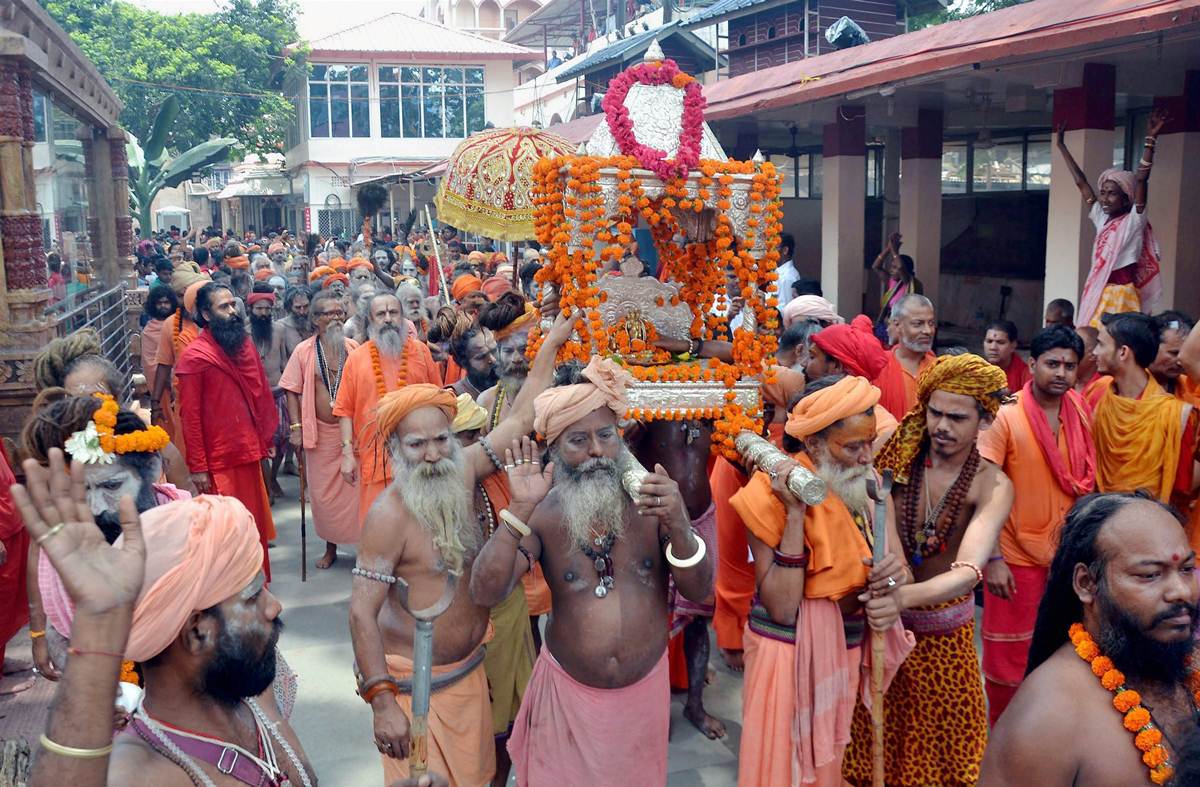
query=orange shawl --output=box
[729,452,870,601]
[1090,375,1185,502]
[872,348,935,420]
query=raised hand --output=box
[10,448,145,616]
[1146,108,1169,139]
[504,436,553,509]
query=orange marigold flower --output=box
[1150,764,1174,784]
[1135,729,1164,751]
[1090,656,1114,677]
[1124,707,1151,732]
[1113,689,1141,712]
[1074,640,1099,660]
[1101,669,1126,691]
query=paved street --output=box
[1,471,745,785]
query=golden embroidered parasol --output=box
[434,126,575,241]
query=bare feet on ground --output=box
[720,648,744,672]
[683,703,727,740]
[316,544,337,569]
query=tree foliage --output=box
[40,0,307,155]
[909,0,1029,31]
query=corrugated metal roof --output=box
[702,0,1200,120]
[554,21,720,82]
[683,0,781,27]
[298,13,542,59]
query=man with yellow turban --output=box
[728,374,912,786]
[1085,312,1199,547]
[349,313,575,787]
[11,456,316,786]
[844,352,1013,786]
[472,357,713,787]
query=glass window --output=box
[1113,127,1126,170]
[308,63,370,138]
[972,138,1023,192]
[381,65,488,138]
[796,154,810,198]
[866,146,882,197]
[942,141,968,194]
[1025,134,1051,190]
[769,154,796,198]
[810,153,823,197]
[32,91,47,143]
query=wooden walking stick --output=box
[865,469,894,787]
[424,206,452,308]
[298,448,308,582]
[392,573,458,778]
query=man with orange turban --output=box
[10,468,317,785]
[334,293,445,527]
[322,272,350,297]
[350,313,576,786]
[844,353,1013,786]
[308,265,336,283]
[450,273,483,303]
[472,357,713,787]
[1084,312,1198,545]
[730,375,912,787]
[872,294,937,419]
[152,276,211,456]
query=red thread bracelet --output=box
[772,549,809,568]
[67,647,125,659]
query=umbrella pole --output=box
[424,206,451,307]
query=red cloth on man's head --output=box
[812,317,889,380]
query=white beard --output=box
[552,446,634,549]
[809,443,873,516]
[389,439,476,575]
[371,322,405,359]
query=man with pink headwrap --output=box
[471,357,714,786]
[1056,109,1167,327]
[781,294,844,329]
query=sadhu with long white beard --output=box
[470,357,713,787]
[348,313,576,787]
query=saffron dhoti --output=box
[382,648,494,787]
[484,585,534,737]
[508,648,669,787]
[843,595,987,786]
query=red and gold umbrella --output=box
[434,126,574,241]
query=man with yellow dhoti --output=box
[348,313,574,786]
[280,290,361,570]
[730,375,913,787]
[1086,311,1199,546]
[844,353,1013,786]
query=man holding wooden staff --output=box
[844,354,1013,786]
[729,374,913,786]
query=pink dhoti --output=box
[306,419,361,544]
[508,647,670,787]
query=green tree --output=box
[40,0,306,154]
[909,0,1028,30]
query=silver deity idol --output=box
[734,430,827,505]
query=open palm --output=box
[503,436,553,508]
[11,448,146,615]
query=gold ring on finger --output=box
[36,522,66,546]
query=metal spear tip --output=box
[866,469,894,502]
[865,476,879,501]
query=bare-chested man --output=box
[844,352,1014,786]
[348,313,575,786]
[981,493,1197,787]
[470,357,713,786]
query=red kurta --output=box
[0,444,29,661]
[176,330,279,579]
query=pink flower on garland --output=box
[602,59,706,182]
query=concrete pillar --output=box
[1044,63,1115,317]
[1147,71,1200,315]
[820,105,866,315]
[79,125,121,287]
[899,109,943,308]
[882,127,901,246]
[107,126,137,289]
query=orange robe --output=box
[155,311,199,452]
[1175,374,1200,406]
[977,392,1091,724]
[0,445,28,664]
[711,456,754,653]
[332,339,443,525]
[872,348,935,420]
[1002,355,1032,393]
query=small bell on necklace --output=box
[595,584,609,598]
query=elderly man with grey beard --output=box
[344,284,378,344]
[281,289,361,570]
[333,293,446,530]
[349,312,577,786]
[470,357,714,787]
[872,293,938,419]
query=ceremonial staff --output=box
[298,448,308,582]
[866,470,894,787]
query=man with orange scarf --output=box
[151,275,210,453]
[844,353,1013,787]
[977,326,1095,725]
[176,283,278,581]
[349,312,574,787]
[1086,312,1199,546]
[730,374,913,787]
[872,294,937,420]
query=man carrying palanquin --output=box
[844,353,1013,786]
[729,374,912,787]
[872,294,937,420]
[334,293,443,526]
[977,326,1095,725]
[348,313,575,787]
[470,357,713,786]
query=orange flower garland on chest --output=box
[369,341,410,399]
[1069,622,1200,784]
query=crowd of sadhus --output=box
[2,215,1200,787]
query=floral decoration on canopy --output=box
[435,126,576,241]
[526,41,784,459]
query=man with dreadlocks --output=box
[980,493,1197,787]
[843,353,1013,786]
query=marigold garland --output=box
[90,394,170,455]
[1069,622,1200,784]
[601,59,705,182]
[369,340,410,398]
[529,151,782,459]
